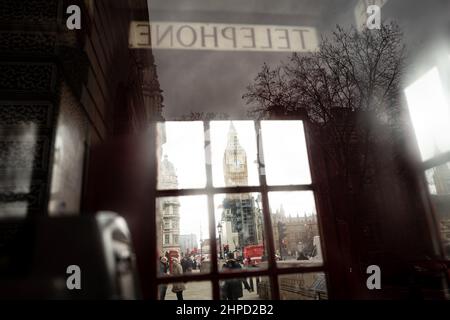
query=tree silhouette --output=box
[244,23,407,191]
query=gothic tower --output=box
[223,122,248,187]
[222,122,259,249]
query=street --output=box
[164,271,261,300]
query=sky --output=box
[158,120,317,244]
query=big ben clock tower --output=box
[223,122,248,186]
[221,122,259,249]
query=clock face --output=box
[226,156,241,172]
[225,146,246,173]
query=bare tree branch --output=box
[243,23,407,191]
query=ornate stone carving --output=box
[0,103,52,128]
[0,31,57,55]
[0,0,58,24]
[0,63,56,92]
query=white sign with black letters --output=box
[129,21,318,52]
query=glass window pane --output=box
[278,273,328,300]
[210,121,259,187]
[215,193,268,272]
[425,162,450,258]
[254,277,272,300]
[219,276,272,300]
[156,195,210,276]
[159,281,212,300]
[268,191,323,268]
[157,121,206,189]
[261,121,311,185]
[405,67,450,161]
[219,276,269,300]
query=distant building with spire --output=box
[271,205,319,257]
[223,122,248,186]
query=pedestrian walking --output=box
[158,257,169,300]
[171,257,186,300]
[221,253,251,300]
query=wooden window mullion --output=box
[204,121,220,299]
[255,120,280,300]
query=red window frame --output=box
[153,119,328,300]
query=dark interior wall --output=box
[0,0,163,298]
[0,0,163,217]
[308,109,445,299]
[0,0,63,218]
[299,0,450,299]
[80,1,163,299]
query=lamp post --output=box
[217,222,223,259]
[255,195,266,258]
[199,224,203,270]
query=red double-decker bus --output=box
[243,244,264,266]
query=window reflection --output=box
[426,163,450,258]
[268,191,323,268]
[405,68,450,161]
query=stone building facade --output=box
[158,155,181,254]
